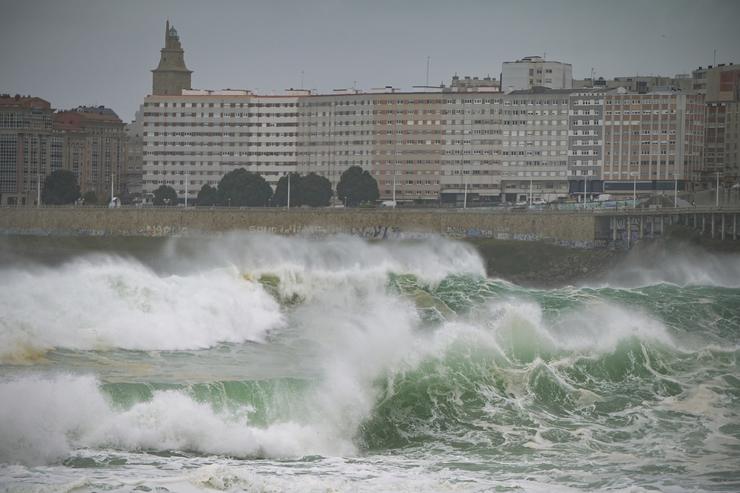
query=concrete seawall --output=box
[0,207,600,247]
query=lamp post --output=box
[184,171,189,207]
[673,172,679,208]
[630,172,637,209]
[529,178,533,206]
[287,172,291,209]
[716,171,721,207]
[392,166,396,205]
[463,177,468,209]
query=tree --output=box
[153,185,178,206]
[296,173,333,207]
[197,184,221,206]
[271,173,299,207]
[218,168,272,207]
[41,170,80,205]
[81,191,98,205]
[336,166,379,207]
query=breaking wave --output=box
[0,233,738,492]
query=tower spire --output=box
[151,20,192,96]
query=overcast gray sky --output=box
[1,0,739,121]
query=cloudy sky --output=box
[1,0,738,121]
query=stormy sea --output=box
[0,234,738,492]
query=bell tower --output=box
[151,20,193,96]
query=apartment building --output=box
[574,75,694,93]
[54,106,127,200]
[296,91,376,191]
[501,56,573,91]
[568,89,609,198]
[700,64,740,182]
[139,89,304,201]
[601,91,705,195]
[497,88,571,202]
[297,90,504,205]
[125,113,144,197]
[0,95,61,206]
[449,75,500,92]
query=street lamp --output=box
[630,171,638,208]
[287,172,291,209]
[463,176,468,209]
[673,172,679,208]
[716,171,721,208]
[184,171,189,207]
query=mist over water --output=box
[0,233,738,492]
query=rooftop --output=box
[0,94,52,110]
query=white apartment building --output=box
[139,89,307,202]
[568,88,610,198]
[501,56,573,91]
[498,89,571,202]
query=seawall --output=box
[0,207,600,248]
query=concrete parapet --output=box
[0,207,600,247]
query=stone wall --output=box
[0,208,600,247]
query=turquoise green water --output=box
[0,234,738,492]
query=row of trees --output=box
[40,170,123,205]
[154,165,379,207]
[38,165,381,207]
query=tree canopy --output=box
[297,172,333,207]
[218,168,272,206]
[81,191,98,205]
[41,170,80,205]
[197,184,221,206]
[272,172,332,207]
[153,185,178,206]
[336,166,379,207]
[271,172,300,207]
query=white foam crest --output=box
[287,283,426,444]
[473,298,677,356]
[548,302,677,352]
[206,233,485,288]
[0,374,353,467]
[0,374,109,466]
[0,256,283,359]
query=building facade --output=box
[574,75,694,93]
[0,95,61,206]
[568,89,609,198]
[54,106,127,201]
[699,64,740,183]
[140,90,304,202]
[501,56,573,91]
[601,92,705,195]
[125,113,144,198]
[136,22,725,205]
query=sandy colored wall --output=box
[0,208,599,247]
